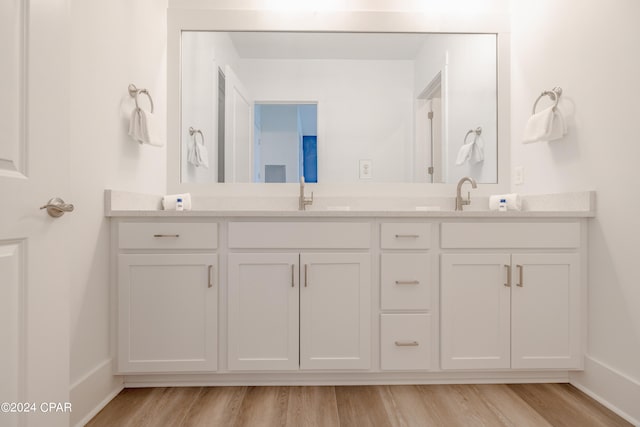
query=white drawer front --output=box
[441,222,580,248]
[381,223,431,249]
[380,314,431,371]
[228,222,370,249]
[381,254,431,310]
[119,222,218,250]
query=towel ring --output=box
[532,86,562,115]
[464,127,482,144]
[128,83,154,113]
[189,127,204,145]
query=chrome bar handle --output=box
[517,265,524,287]
[395,280,420,285]
[304,264,308,287]
[208,265,214,288]
[153,234,180,238]
[504,264,511,287]
[395,234,419,238]
[395,341,419,347]
[291,264,295,288]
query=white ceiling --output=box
[228,32,436,60]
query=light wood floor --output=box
[86,384,631,427]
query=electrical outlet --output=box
[359,160,372,179]
[514,166,524,185]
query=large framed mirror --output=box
[168,9,510,194]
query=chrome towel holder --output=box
[128,83,154,113]
[464,126,482,144]
[532,86,562,114]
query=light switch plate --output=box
[359,159,372,179]
[514,166,524,185]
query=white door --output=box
[227,253,299,370]
[117,254,218,373]
[511,253,581,369]
[300,253,371,370]
[441,254,511,370]
[0,1,71,426]
[224,65,253,183]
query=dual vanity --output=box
[107,190,593,386]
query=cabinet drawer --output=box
[381,254,431,310]
[441,222,580,248]
[380,314,431,371]
[119,222,218,250]
[381,223,431,249]
[228,222,370,249]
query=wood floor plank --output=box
[508,383,633,427]
[85,388,155,427]
[415,384,509,427]
[126,387,203,427]
[378,384,445,427]
[471,384,553,427]
[180,386,246,427]
[285,386,340,427]
[233,386,289,427]
[335,386,394,427]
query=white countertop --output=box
[104,190,595,218]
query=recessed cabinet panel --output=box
[119,222,218,250]
[441,254,511,370]
[381,223,431,249]
[381,253,431,310]
[381,314,431,371]
[227,253,299,370]
[511,254,581,369]
[300,253,371,370]
[117,254,218,373]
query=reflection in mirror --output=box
[180,32,497,184]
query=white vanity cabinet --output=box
[440,222,583,371]
[379,223,434,371]
[115,222,219,373]
[227,222,372,371]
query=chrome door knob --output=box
[40,197,74,218]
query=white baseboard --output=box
[570,356,640,426]
[70,359,124,427]
[123,370,570,387]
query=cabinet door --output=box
[441,254,511,370]
[118,254,218,373]
[228,253,299,370]
[300,253,371,370]
[511,254,581,369]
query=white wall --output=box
[181,32,240,183]
[511,0,640,422]
[69,0,167,424]
[414,34,497,184]
[239,58,414,183]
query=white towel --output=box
[162,193,192,211]
[456,134,484,165]
[489,193,522,211]
[187,133,209,168]
[523,105,567,143]
[128,107,164,147]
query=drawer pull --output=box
[153,234,180,238]
[395,341,419,347]
[517,264,524,287]
[208,265,214,288]
[395,280,420,285]
[504,264,511,287]
[395,234,419,238]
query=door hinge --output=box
[428,111,434,120]
[428,166,434,175]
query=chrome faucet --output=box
[299,176,313,211]
[455,176,477,211]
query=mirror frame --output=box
[168,8,510,197]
